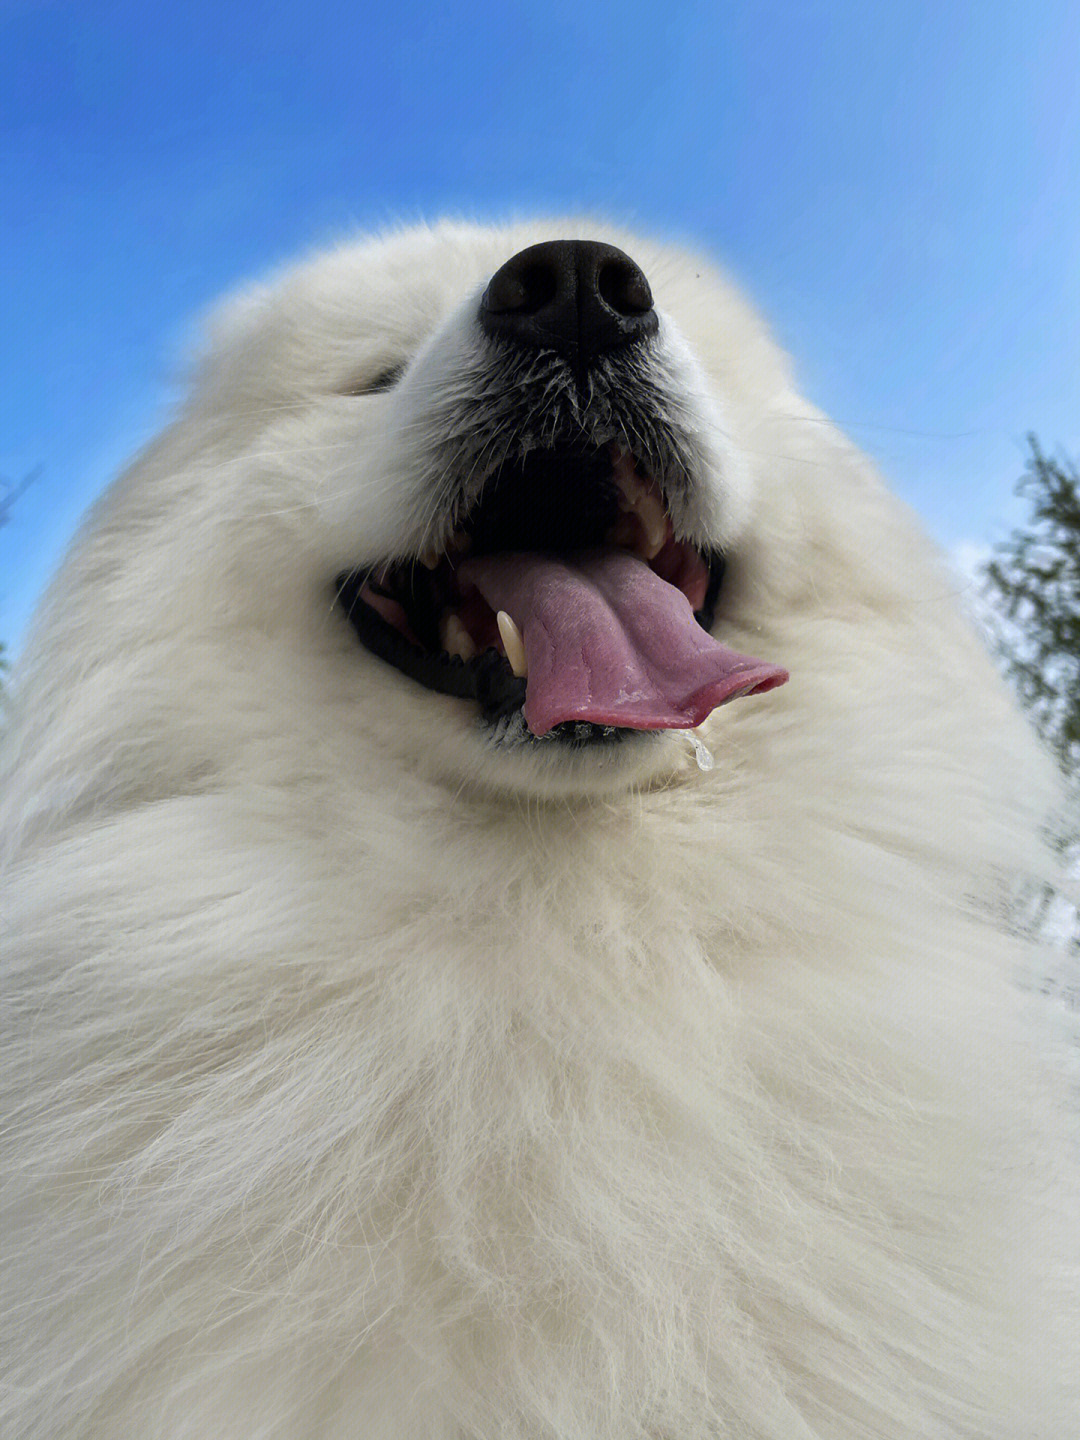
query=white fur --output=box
[1,220,1076,1439]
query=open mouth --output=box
[335,442,787,747]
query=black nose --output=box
[478,239,658,365]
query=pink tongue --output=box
[458,549,787,737]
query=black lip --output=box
[334,567,527,722]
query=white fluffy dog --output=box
[1,222,1076,1439]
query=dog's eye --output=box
[338,364,406,397]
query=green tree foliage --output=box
[982,439,1080,983]
[983,437,1080,780]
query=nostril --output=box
[483,260,558,315]
[597,259,653,317]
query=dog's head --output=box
[176,222,796,796]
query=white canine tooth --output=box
[626,483,665,555]
[419,546,440,570]
[448,528,471,553]
[440,612,477,661]
[614,463,649,513]
[612,504,664,558]
[496,610,528,678]
[638,494,669,558]
[611,456,669,557]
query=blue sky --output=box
[2,0,1078,653]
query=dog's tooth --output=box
[419,547,440,570]
[496,611,528,678]
[640,507,669,560]
[632,489,667,558]
[611,458,669,557]
[440,612,477,661]
[613,460,649,513]
[448,528,471,554]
